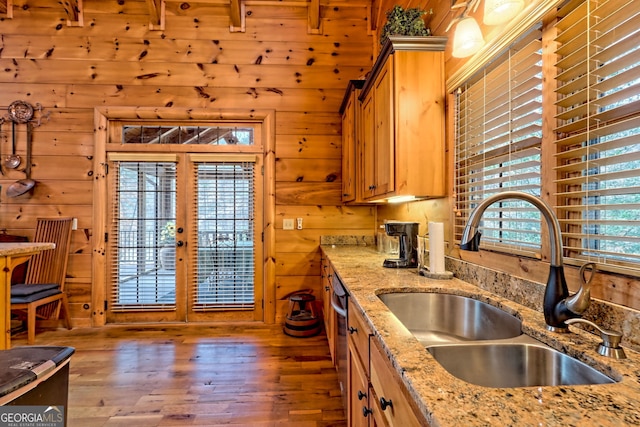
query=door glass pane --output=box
[111,162,177,311]
[194,162,255,310]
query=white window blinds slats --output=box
[554,0,640,270]
[191,161,255,311]
[455,28,543,252]
[110,161,178,312]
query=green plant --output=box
[160,221,176,244]
[380,5,431,47]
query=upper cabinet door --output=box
[354,36,447,203]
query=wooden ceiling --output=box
[0,0,383,33]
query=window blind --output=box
[455,28,544,254]
[110,161,177,311]
[191,161,256,310]
[554,0,640,271]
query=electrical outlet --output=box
[283,218,294,230]
[297,218,303,230]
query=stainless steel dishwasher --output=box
[330,272,349,411]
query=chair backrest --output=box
[25,217,74,289]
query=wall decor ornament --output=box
[2,101,50,198]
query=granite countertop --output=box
[0,242,55,257]
[322,245,640,427]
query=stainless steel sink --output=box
[427,342,616,388]
[378,292,522,345]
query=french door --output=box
[105,153,263,323]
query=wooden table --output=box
[0,242,55,350]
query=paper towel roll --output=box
[429,222,446,274]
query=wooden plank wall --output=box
[0,0,376,326]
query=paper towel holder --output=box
[418,265,454,280]
[417,234,454,280]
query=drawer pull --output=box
[357,390,367,400]
[380,397,393,411]
[362,407,373,417]
[348,326,358,334]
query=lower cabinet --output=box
[348,337,370,427]
[369,338,423,426]
[347,299,426,427]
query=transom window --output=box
[121,124,255,145]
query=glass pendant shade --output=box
[483,0,525,25]
[452,17,485,58]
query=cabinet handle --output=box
[357,390,367,401]
[325,286,330,291]
[348,326,358,334]
[343,193,350,197]
[362,407,373,417]
[380,397,393,411]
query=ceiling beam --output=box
[308,0,320,32]
[0,0,13,18]
[230,0,242,27]
[370,0,381,31]
[60,0,83,26]
[229,0,246,33]
[146,0,165,30]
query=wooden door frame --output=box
[92,107,276,327]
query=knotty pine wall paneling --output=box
[0,0,375,326]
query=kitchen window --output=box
[454,27,543,257]
[454,0,640,275]
[554,0,640,273]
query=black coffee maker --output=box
[382,221,419,268]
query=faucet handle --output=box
[564,262,597,316]
[565,318,626,359]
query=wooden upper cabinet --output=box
[340,80,365,204]
[357,36,448,203]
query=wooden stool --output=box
[284,293,321,337]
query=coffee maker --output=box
[382,221,419,268]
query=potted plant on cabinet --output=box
[159,221,176,270]
[380,5,432,47]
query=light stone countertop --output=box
[0,242,55,256]
[322,244,640,427]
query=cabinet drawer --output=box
[347,299,372,374]
[370,338,425,427]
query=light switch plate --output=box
[283,218,294,230]
[296,218,303,230]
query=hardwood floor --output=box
[10,324,347,426]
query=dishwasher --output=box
[330,272,349,411]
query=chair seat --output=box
[11,284,61,304]
[11,283,60,297]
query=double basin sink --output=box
[379,292,615,388]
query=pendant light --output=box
[483,0,525,25]
[452,16,485,58]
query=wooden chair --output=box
[10,217,74,344]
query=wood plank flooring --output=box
[10,324,346,427]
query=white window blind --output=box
[455,28,544,254]
[554,0,640,272]
[110,161,177,311]
[192,161,256,310]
